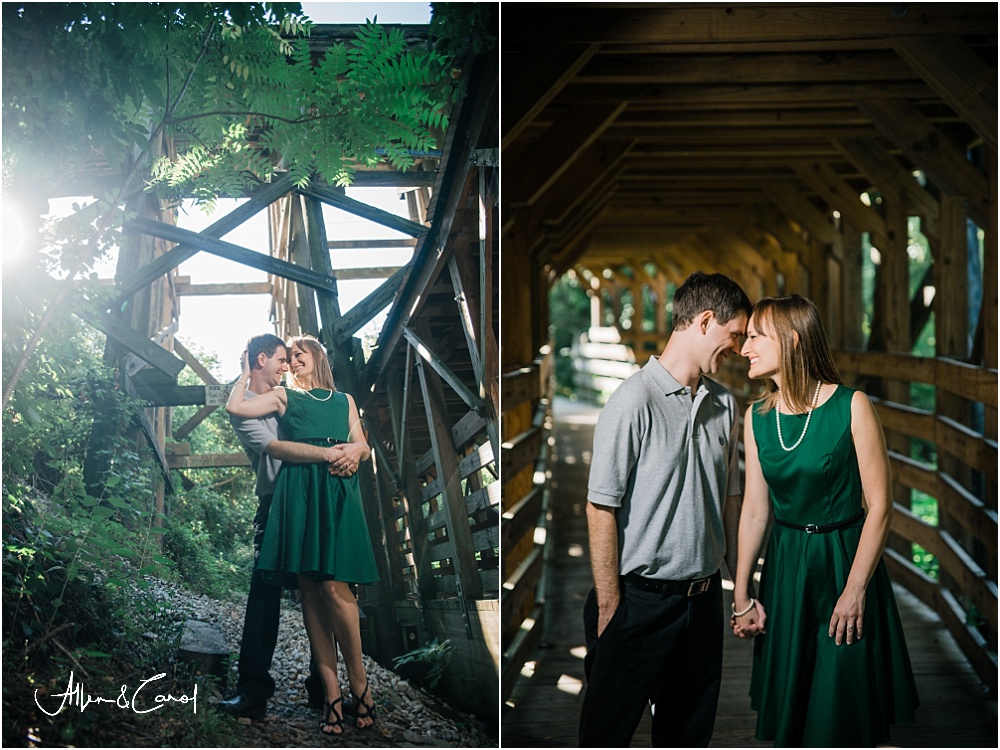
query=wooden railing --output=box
[500,353,553,700]
[501,344,997,698]
[834,350,998,691]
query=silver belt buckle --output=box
[805,523,819,534]
[687,577,711,596]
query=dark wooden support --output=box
[508,101,626,207]
[386,361,437,599]
[365,53,497,396]
[332,266,408,345]
[892,35,998,153]
[836,137,941,240]
[172,338,219,386]
[855,98,990,227]
[126,216,340,295]
[300,183,429,238]
[937,195,976,594]
[403,326,483,414]
[448,248,500,460]
[288,195,321,336]
[414,320,485,602]
[173,405,217,442]
[115,174,296,300]
[72,299,186,379]
[503,43,600,150]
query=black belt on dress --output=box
[774,509,865,534]
[301,437,346,445]
[621,571,715,597]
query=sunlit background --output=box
[2,2,434,377]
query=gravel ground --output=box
[144,578,498,748]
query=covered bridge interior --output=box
[499,1,998,730]
[61,25,499,720]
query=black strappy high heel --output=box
[321,696,345,736]
[350,683,376,729]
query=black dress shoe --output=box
[217,692,266,720]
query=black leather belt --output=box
[621,571,715,597]
[774,509,865,534]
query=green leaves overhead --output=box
[2,3,466,206]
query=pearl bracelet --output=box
[731,598,756,618]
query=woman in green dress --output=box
[731,295,918,746]
[226,335,379,736]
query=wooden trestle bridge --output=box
[62,25,499,722]
[500,3,998,745]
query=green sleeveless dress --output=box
[749,386,918,747]
[255,388,379,588]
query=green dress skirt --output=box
[749,385,918,746]
[255,388,379,588]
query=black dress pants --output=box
[579,572,724,747]
[235,494,281,702]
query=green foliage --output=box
[549,273,592,397]
[392,638,453,690]
[3,3,472,213]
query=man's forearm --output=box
[586,502,621,604]
[265,439,332,464]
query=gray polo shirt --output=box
[587,357,742,580]
[229,389,281,497]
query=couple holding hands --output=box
[580,272,920,748]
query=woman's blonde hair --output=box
[751,295,841,414]
[286,335,337,392]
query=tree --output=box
[2,2,461,405]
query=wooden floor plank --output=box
[501,396,997,748]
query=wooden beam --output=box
[794,162,889,242]
[172,338,219,386]
[299,183,429,238]
[578,49,917,85]
[71,298,185,379]
[365,53,497,395]
[332,265,408,344]
[507,101,626,206]
[503,43,600,150]
[172,405,219,442]
[126,216,340,294]
[855,98,990,225]
[763,182,838,244]
[504,5,996,45]
[403,326,484,415]
[892,35,997,152]
[327,239,417,250]
[167,452,250,469]
[115,174,296,300]
[415,320,485,601]
[175,281,272,296]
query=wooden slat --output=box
[166,452,250,469]
[502,364,542,412]
[501,426,543,481]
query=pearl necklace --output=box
[776,379,823,452]
[297,387,333,402]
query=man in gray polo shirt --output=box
[579,272,751,747]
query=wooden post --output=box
[414,319,485,602]
[879,203,913,559]
[302,196,405,659]
[937,195,974,582]
[386,360,437,599]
